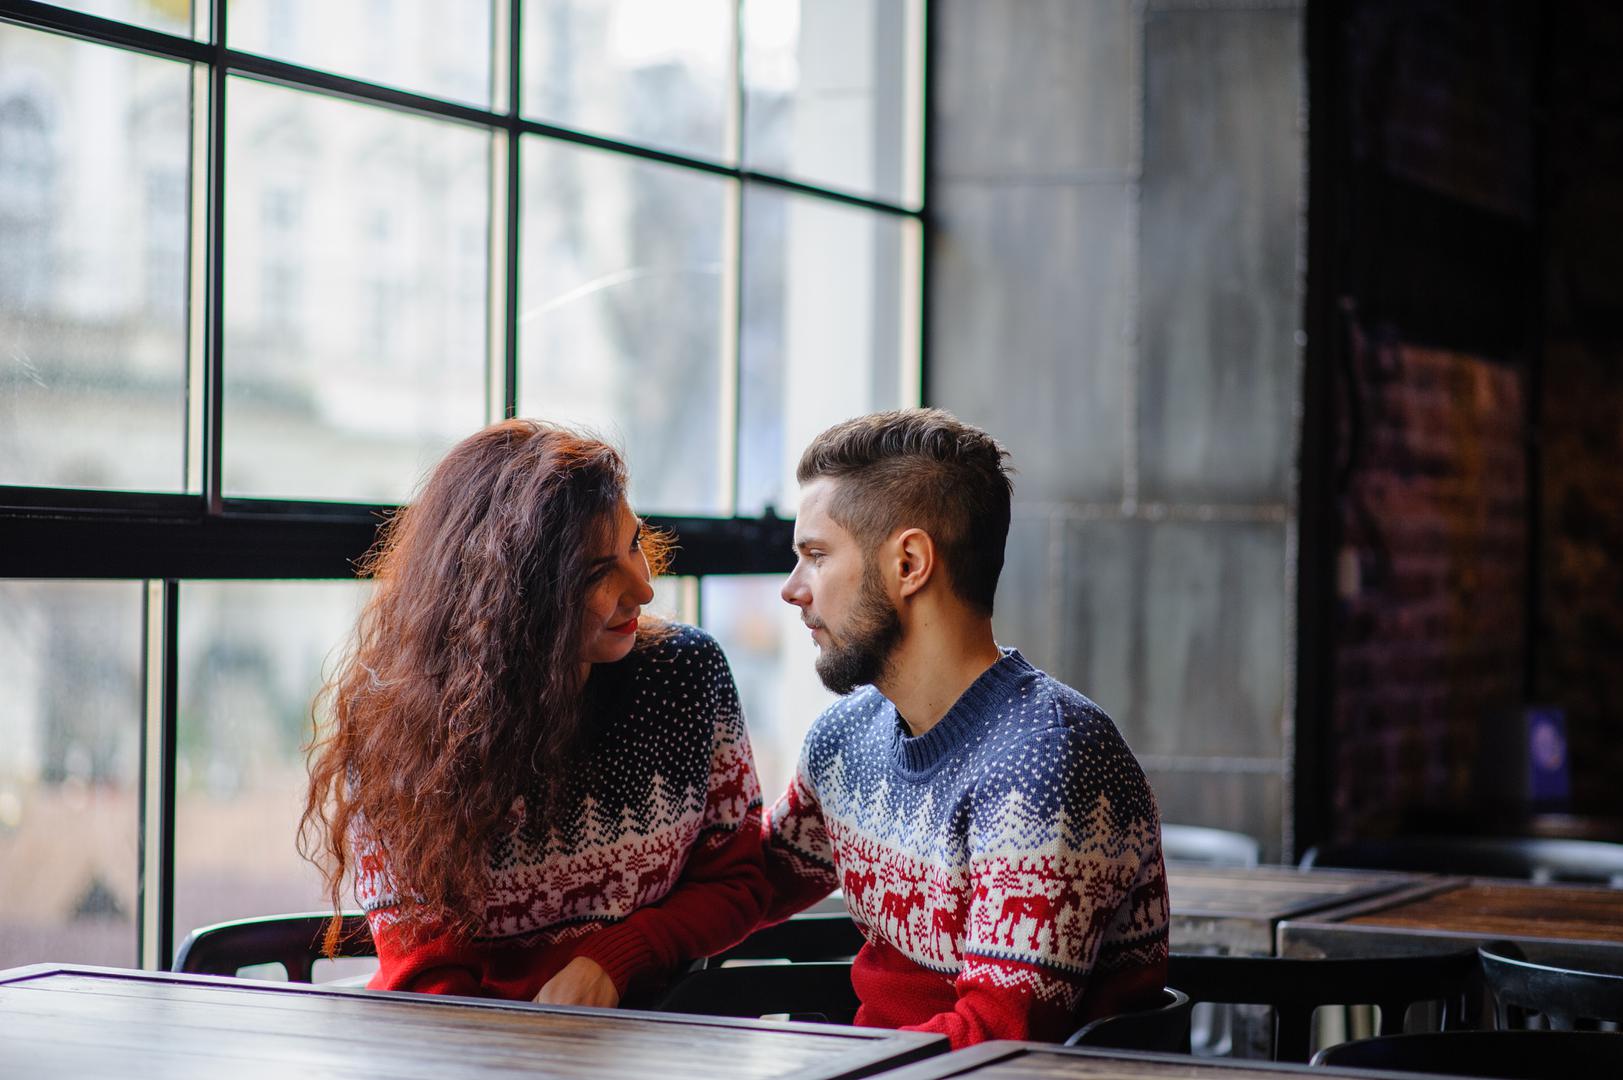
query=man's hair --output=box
[797,408,1013,615]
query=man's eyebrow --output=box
[794,535,826,553]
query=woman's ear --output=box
[893,527,936,599]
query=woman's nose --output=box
[631,567,655,606]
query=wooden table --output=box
[0,964,945,1080]
[1167,864,1423,956]
[872,1041,1442,1079]
[1279,877,1623,965]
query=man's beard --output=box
[814,559,903,695]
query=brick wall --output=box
[1331,339,1526,839]
[1537,0,1623,816]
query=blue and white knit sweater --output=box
[765,648,1169,1048]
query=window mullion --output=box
[202,0,228,514]
[502,0,522,420]
[137,579,178,971]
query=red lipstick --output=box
[607,617,638,636]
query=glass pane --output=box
[523,0,734,161]
[743,0,921,205]
[0,25,191,492]
[51,1,192,37]
[224,78,490,503]
[699,575,834,806]
[0,581,143,970]
[174,581,374,958]
[230,0,492,108]
[738,188,915,516]
[520,138,730,515]
[648,574,697,626]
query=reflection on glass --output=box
[224,79,490,503]
[0,25,190,492]
[524,0,734,161]
[520,138,729,516]
[0,581,143,970]
[743,0,922,205]
[699,575,834,805]
[738,188,915,516]
[50,0,191,37]
[174,581,373,951]
[231,0,492,108]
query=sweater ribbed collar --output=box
[889,648,1031,781]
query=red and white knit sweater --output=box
[764,650,1169,1049]
[358,625,769,1000]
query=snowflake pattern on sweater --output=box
[765,648,1168,1044]
[357,624,768,998]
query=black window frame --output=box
[0,0,930,969]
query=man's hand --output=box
[534,956,620,1008]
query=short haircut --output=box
[797,408,1014,615]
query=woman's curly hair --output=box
[299,419,671,945]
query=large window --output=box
[0,0,924,972]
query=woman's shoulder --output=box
[632,620,732,678]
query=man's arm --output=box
[761,745,840,923]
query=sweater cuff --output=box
[573,921,662,995]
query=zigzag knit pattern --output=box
[766,649,1168,1046]
[358,624,768,999]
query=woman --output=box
[301,419,768,1005]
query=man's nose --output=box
[782,567,808,607]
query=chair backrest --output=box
[1066,987,1193,1053]
[1479,941,1623,1029]
[1301,835,1623,886]
[174,912,373,981]
[1162,825,1262,867]
[1166,950,1478,1062]
[1311,1030,1623,1077]
[712,911,866,964]
[654,961,861,1024]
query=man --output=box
[765,408,1168,1048]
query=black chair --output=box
[1311,1030,1623,1076]
[1166,949,1478,1062]
[174,911,373,981]
[1479,941,1623,1029]
[1162,825,1261,868]
[711,911,866,964]
[653,961,861,1024]
[1065,987,1193,1053]
[1301,835,1623,886]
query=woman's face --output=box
[578,499,655,668]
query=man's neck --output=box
[877,616,1004,738]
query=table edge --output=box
[0,963,946,1052]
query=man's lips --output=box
[607,617,638,636]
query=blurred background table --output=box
[1279,877,1623,964]
[0,964,945,1080]
[1168,863,1428,956]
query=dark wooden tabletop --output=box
[1279,878,1623,961]
[0,965,945,1080]
[869,1041,1452,1080]
[1166,864,1423,956]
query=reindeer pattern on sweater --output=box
[766,649,1169,1030]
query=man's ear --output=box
[893,527,936,599]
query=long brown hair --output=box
[300,419,672,941]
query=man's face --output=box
[782,478,903,694]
